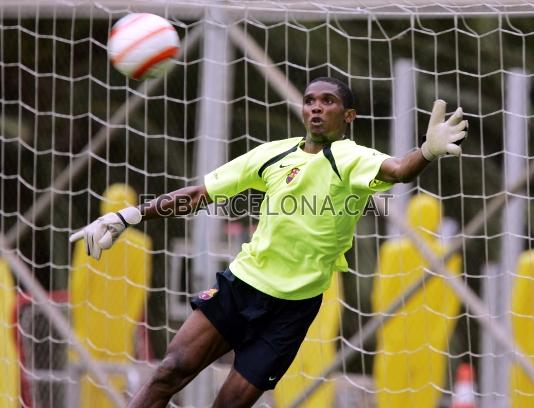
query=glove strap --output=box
[116,206,143,226]
[115,211,130,227]
[421,142,435,161]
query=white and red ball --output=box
[107,13,180,80]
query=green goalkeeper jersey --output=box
[204,137,392,300]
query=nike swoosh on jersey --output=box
[279,163,291,168]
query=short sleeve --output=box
[348,147,393,193]
[204,147,267,202]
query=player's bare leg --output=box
[212,368,264,408]
[128,309,231,408]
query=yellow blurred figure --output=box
[0,260,19,408]
[70,184,152,408]
[372,194,461,408]
[274,271,341,408]
[509,250,534,407]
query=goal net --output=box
[1,1,534,407]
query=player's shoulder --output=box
[330,139,387,162]
[331,139,383,155]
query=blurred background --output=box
[1,1,534,407]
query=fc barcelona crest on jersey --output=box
[198,288,218,300]
[286,167,300,183]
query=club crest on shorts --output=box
[198,288,218,300]
[286,167,300,184]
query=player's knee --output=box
[152,350,197,389]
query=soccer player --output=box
[70,77,467,408]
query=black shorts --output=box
[190,268,322,390]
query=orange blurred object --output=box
[451,363,476,408]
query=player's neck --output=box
[302,135,342,154]
[301,140,323,154]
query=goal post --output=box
[2,1,534,407]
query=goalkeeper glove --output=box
[421,99,468,161]
[69,206,142,260]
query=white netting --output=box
[1,1,534,407]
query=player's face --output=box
[302,81,356,145]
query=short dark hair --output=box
[308,77,355,109]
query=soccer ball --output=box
[107,13,180,80]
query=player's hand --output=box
[69,207,142,260]
[421,99,468,161]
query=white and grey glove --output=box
[421,99,468,161]
[69,206,142,260]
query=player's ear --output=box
[344,108,357,123]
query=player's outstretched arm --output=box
[140,185,212,220]
[377,99,468,183]
[69,184,211,260]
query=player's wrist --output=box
[420,141,436,161]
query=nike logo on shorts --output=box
[268,376,277,381]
